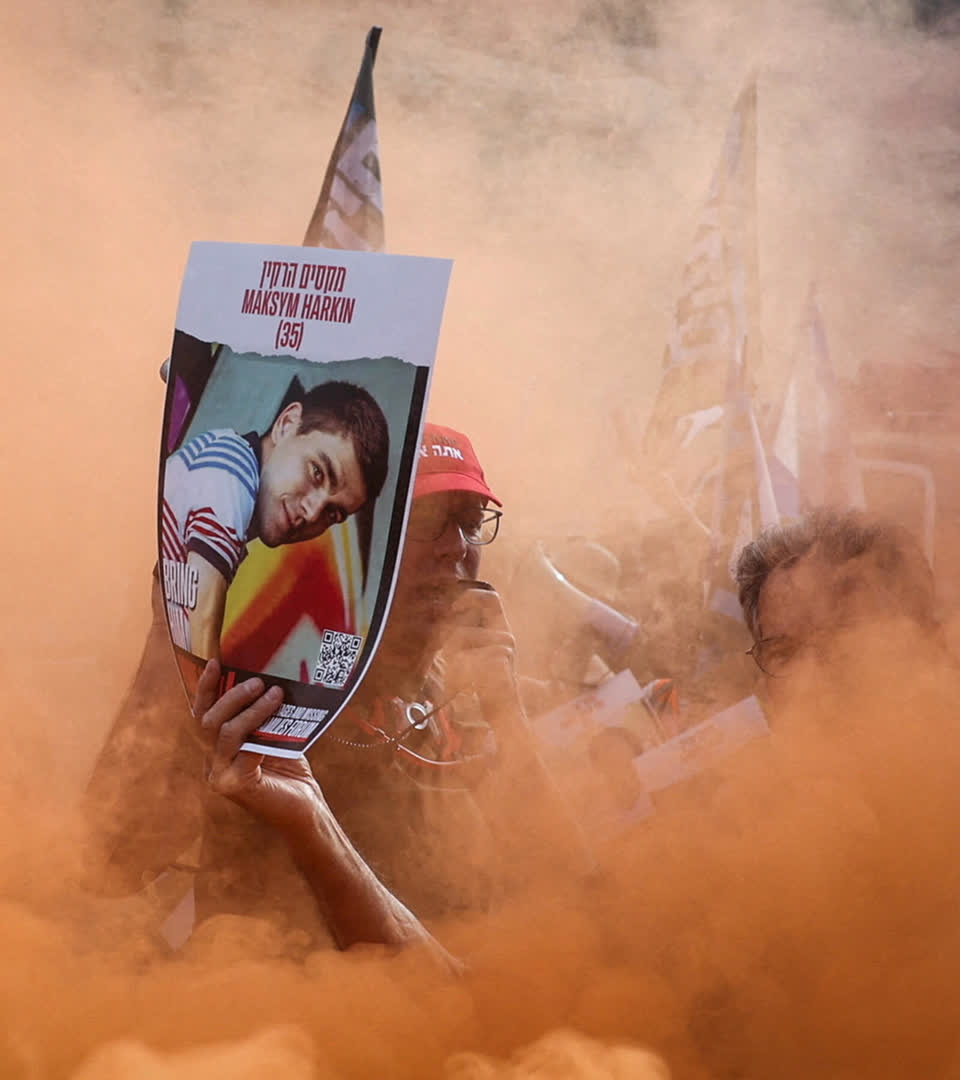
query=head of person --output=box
[735,508,938,708]
[392,423,502,626]
[256,381,390,547]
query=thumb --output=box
[209,749,264,797]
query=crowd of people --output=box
[82,411,954,976]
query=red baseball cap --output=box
[413,423,502,506]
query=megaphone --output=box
[536,542,638,659]
[512,541,639,677]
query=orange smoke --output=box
[3,0,960,1078]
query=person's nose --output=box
[301,488,329,524]
[431,516,469,561]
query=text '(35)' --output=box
[240,259,357,352]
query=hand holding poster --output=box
[159,241,451,757]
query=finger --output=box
[209,748,265,797]
[198,675,268,750]
[440,627,516,654]
[210,684,284,776]
[447,589,510,630]
[447,643,516,674]
[444,644,518,697]
[192,658,221,720]
[441,635,517,685]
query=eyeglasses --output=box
[745,635,803,677]
[406,505,502,546]
[746,617,876,677]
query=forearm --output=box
[282,801,459,968]
[193,663,460,970]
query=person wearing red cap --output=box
[373,422,504,681]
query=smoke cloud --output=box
[3,0,960,1077]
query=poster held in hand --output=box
[158,240,451,757]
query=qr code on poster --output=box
[314,629,363,689]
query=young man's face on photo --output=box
[257,405,368,547]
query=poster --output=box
[158,242,452,757]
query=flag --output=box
[303,26,384,251]
[643,80,761,529]
[769,284,866,517]
[639,78,777,621]
[703,336,780,621]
